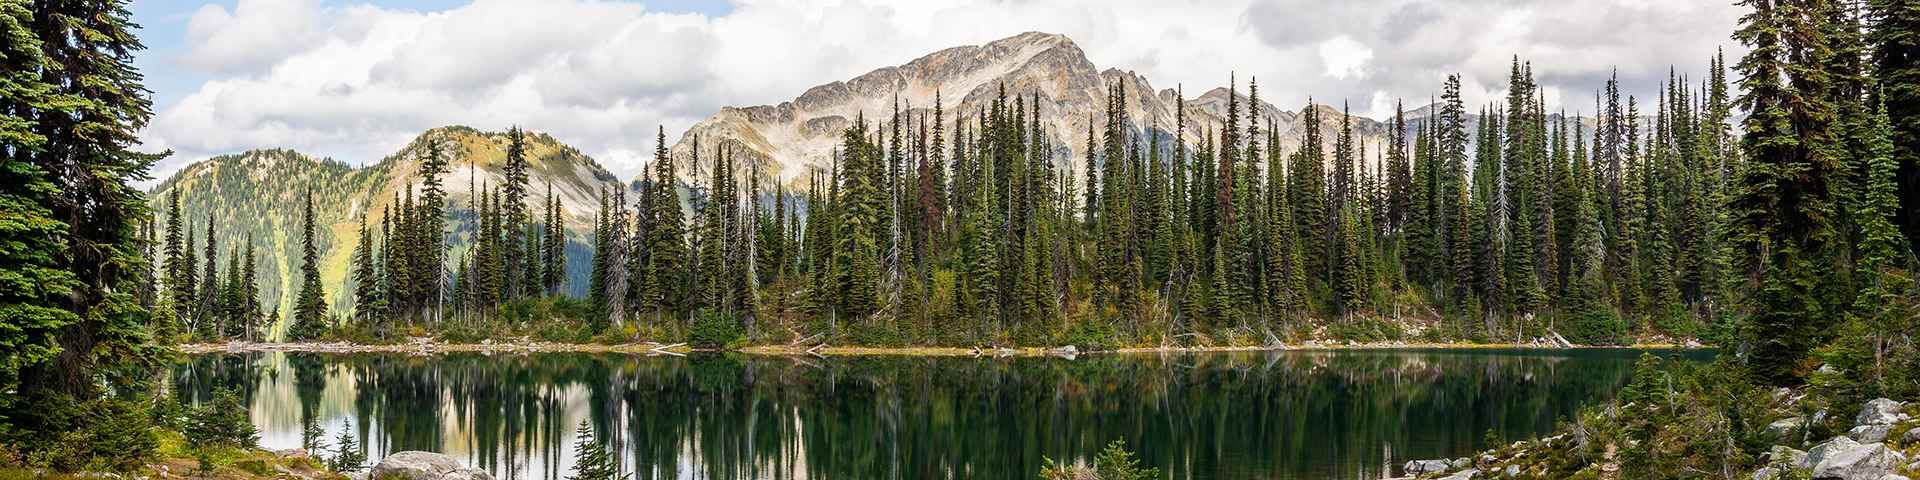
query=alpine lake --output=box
[171,347,1716,480]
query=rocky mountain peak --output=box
[670,32,1414,190]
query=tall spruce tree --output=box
[290,188,329,340]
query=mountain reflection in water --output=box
[171,348,1713,480]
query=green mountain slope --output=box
[148,126,627,333]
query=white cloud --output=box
[1319,35,1371,79]
[176,0,324,74]
[139,0,1747,183]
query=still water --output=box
[171,348,1713,480]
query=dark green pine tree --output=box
[1289,100,1327,292]
[542,182,567,296]
[414,139,450,322]
[1406,118,1439,289]
[641,127,686,322]
[218,248,243,338]
[1336,205,1366,315]
[837,116,883,318]
[382,198,411,321]
[290,188,330,340]
[181,224,199,325]
[240,236,261,341]
[502,126,531,299]
[564,421,620,480]
[7,0,171,402]
[1869,0,1920,255]
[1729,0,1852,385]
[196,215,219,336]
[1387,102,1412,234]
[353,214,380,325]
[162,192,187,303]
[588,189,612,315]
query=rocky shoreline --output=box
[1387,397,1919,480]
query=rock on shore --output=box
[366,451,494,480]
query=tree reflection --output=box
[173,349,1707,480]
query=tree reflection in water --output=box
[171,348,1712,480]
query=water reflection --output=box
[171,348,1712,480]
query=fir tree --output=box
[566,421,621,480]
[291,188,330,340]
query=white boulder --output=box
[1858,399,1906,426]
[368,451,496,480]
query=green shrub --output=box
[1039,439,1159,480]
[686,310,743,349]
[7,394,159,474]
[234,458,272,475]
[1060,318,1118,351]
[183,388,258,450]
[439,324,486,344]
[533,322,588,343]
[1570,309,1629,346]
[328,429,366,473]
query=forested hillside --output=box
[147,126,621,337]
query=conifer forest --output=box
[6,0,1920,478]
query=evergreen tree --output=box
[565,421,620,480]
[290,188,329,340]
[837,116,883,318]
[542,182,567,296]
[502,126,531,299]
[1729,0,1853,385]
[353,214,379,325]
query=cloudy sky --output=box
[128,0,1747,184]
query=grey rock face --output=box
[1874,475,1910,480]
[1502,465,1521,477]
[1904,427,1920,444]
[667,31,1402,193]
[1857,399,1905,426]
[1802,437,1906,480]
[1849,425,1893,443]
[1438,468,1480,480]
[1405,459,1450,476]
[368,451,496,480]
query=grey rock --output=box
[346,473,369,480]
[1438,468,1481,480]
[369,451,496,480]
[1752,466,1784,480]
[1503,465,1520,477]
[1850,425,1894,443]
[1803,437,1906,480]
[1479,455,1496,464]
[1767,446,1809,469]
[1768,417,1808,439]
[1405,459,1450,476]
[1815,409,1832,428]
[1875,475,1910,480]
[1857,398,1905,426]
[271,448,310,459]
[1805,436,1863,470]
[1454,457,1472,469]
[1056,345,1077,353]
[1905,428,1920,444]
